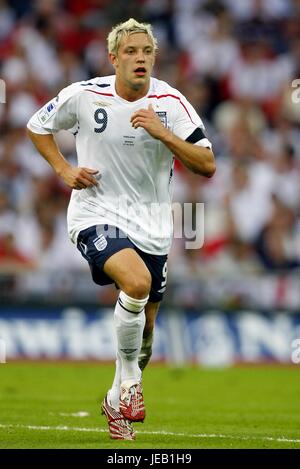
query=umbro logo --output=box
[78,241,87,255]
[93,101,111,107]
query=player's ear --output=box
[151,53,156,67]
[109,53,118,68]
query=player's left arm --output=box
[131,104,215,178]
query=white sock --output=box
[107,352,121,410]
[114,291,147,386]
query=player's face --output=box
[110,33,155,93]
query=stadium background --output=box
[1,0,300,450]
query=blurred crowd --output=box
[1,0,300,309]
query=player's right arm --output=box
[27,82,98,190]
[27,130,98,190]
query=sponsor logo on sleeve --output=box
[38,99,57,124]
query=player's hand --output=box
[131,104,169,140]
[59,165,99,190]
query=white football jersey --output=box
[27,75,212,255]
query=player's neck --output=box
[115,78,150,102]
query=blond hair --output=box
[107,18,158,55]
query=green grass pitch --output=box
[0,362,299,449]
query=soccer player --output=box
[27,18,215,440]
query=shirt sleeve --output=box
[27,83,81,135]
[172,92,212,150]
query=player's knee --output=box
[123,271,151,299]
